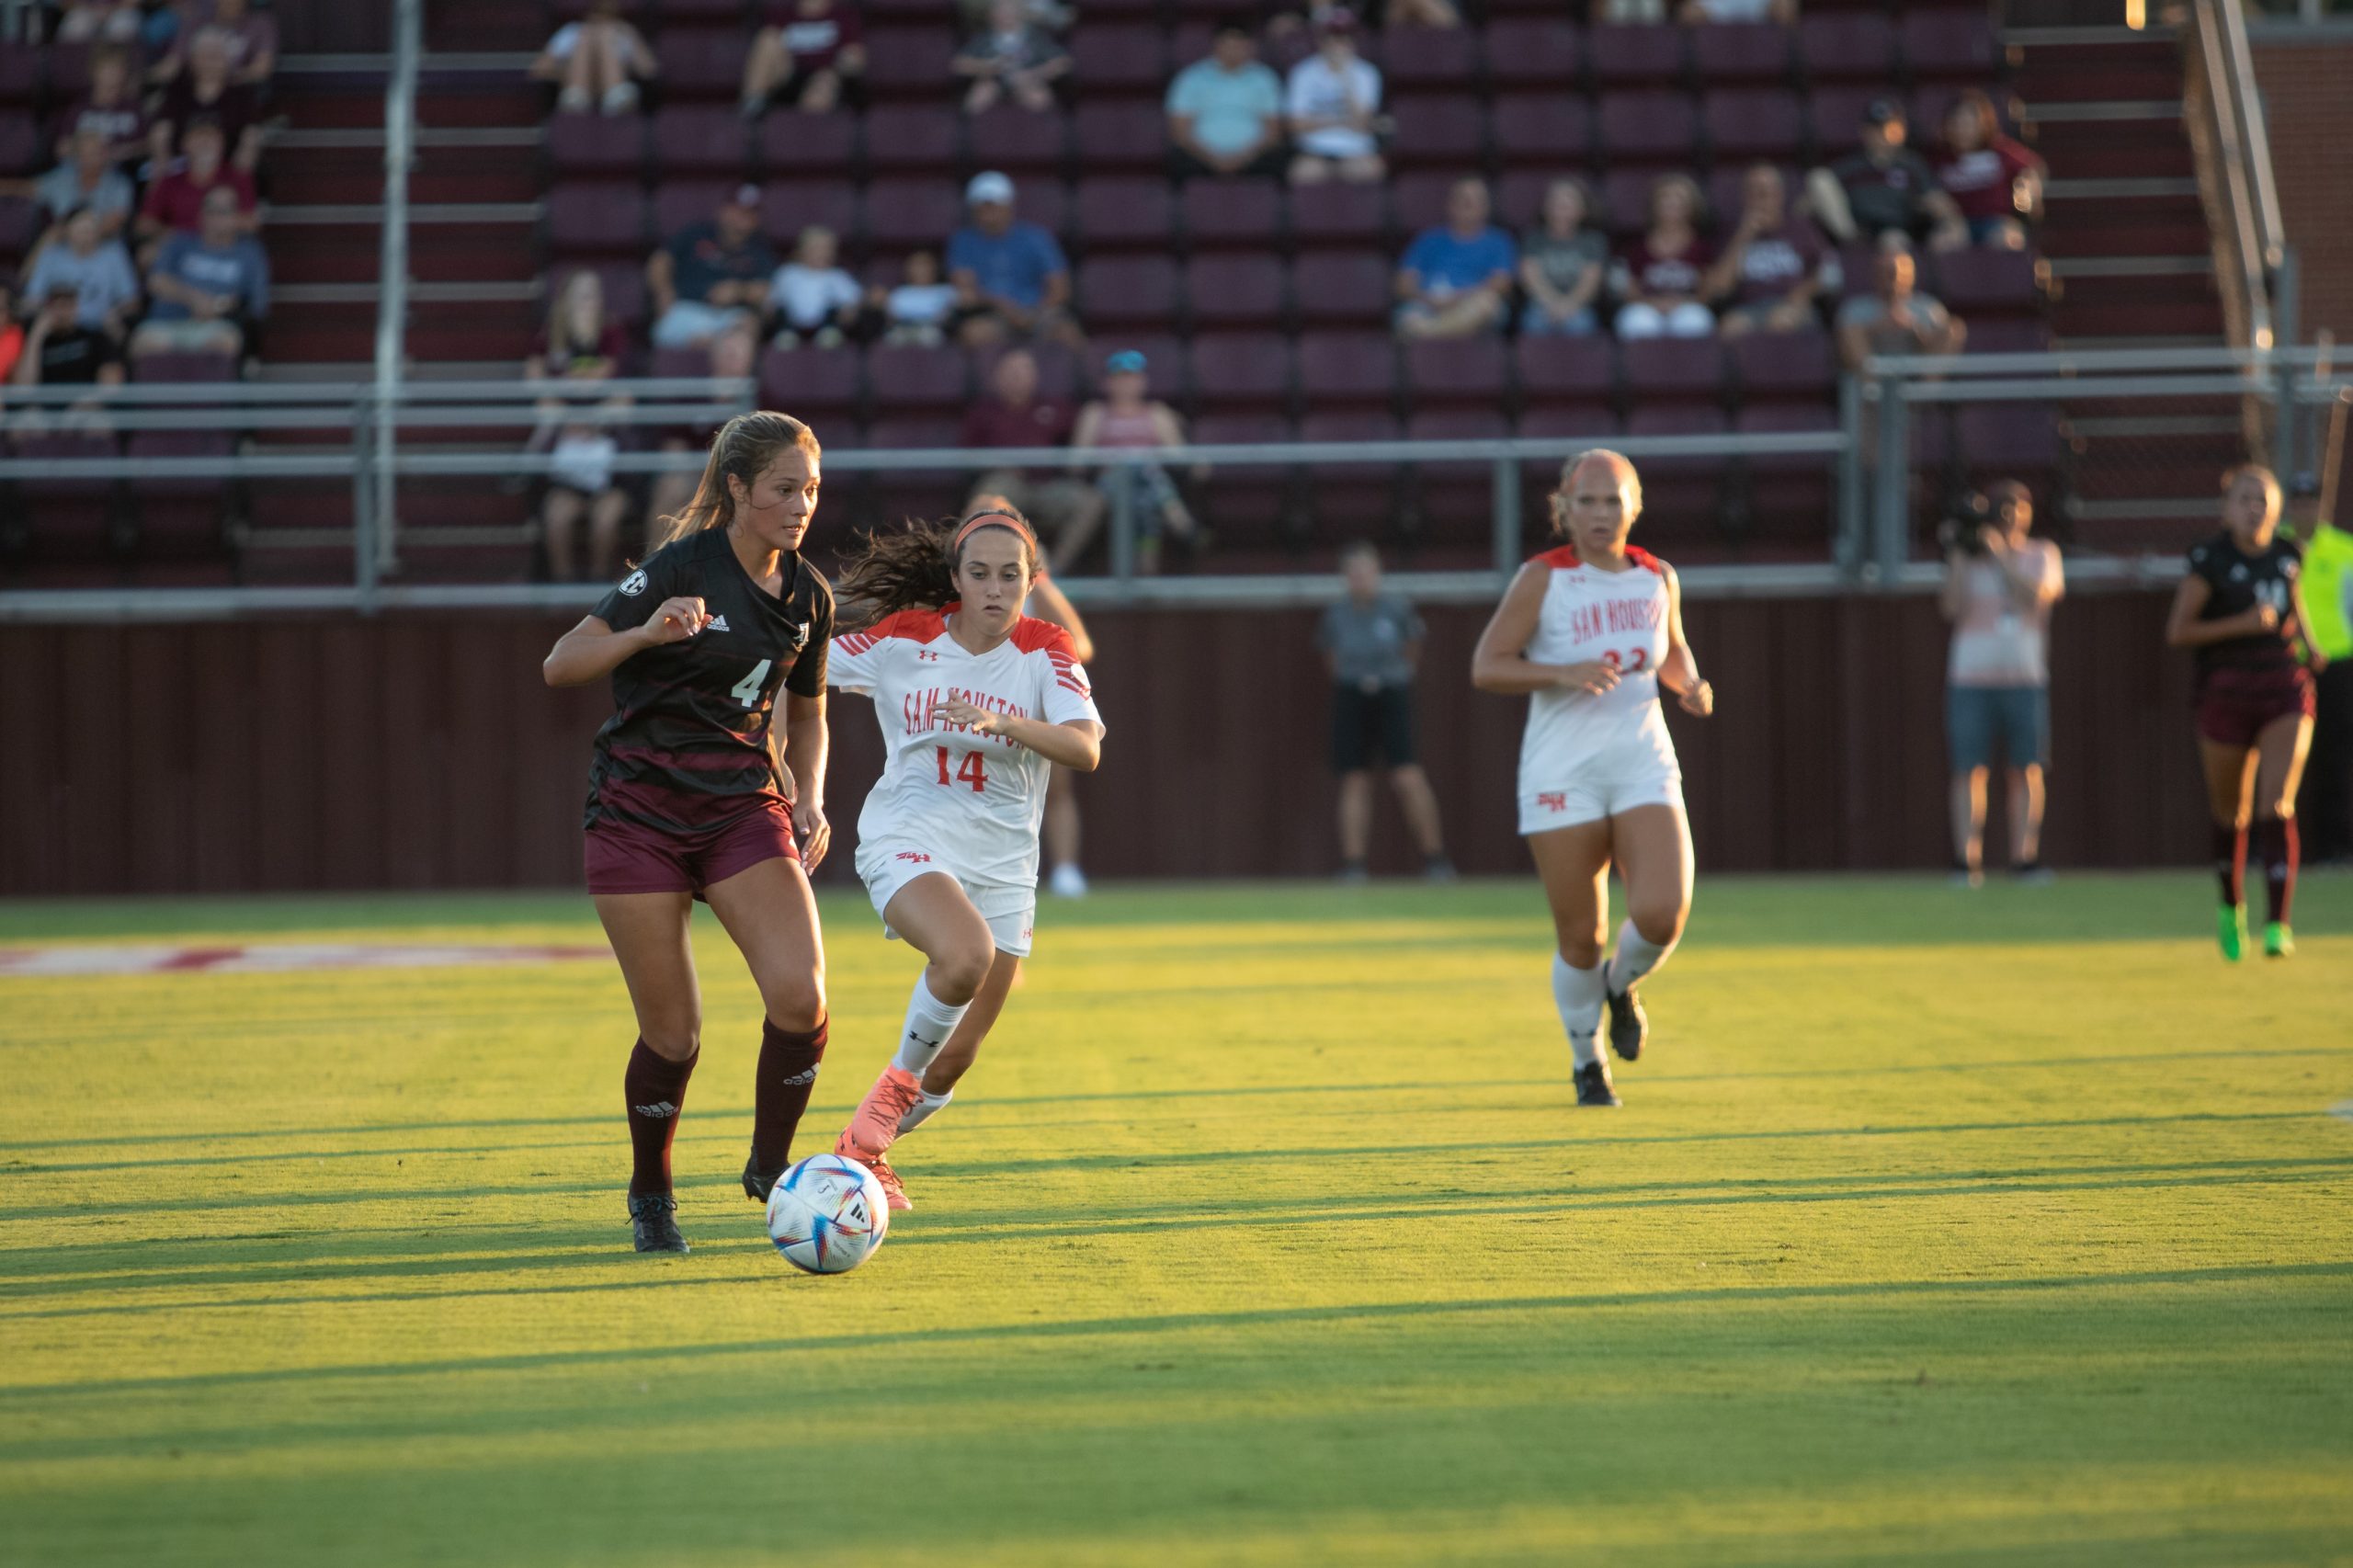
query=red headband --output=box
[951,511,1038,555]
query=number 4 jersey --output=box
[829,607,1104,889]
[1517,544,1679,825]
[585,528,835,834]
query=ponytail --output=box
[835,500,1042,630]
[650,410,823,551]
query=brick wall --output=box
[2256,39,2353,339]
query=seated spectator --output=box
[961,347,1105,569]
[154,28,266,173]
[1597,0,1665,18]
[742,0,866,119]
[54,0,142,44]
[528,268,626,381]
[33,129,136,244]
[947,170,1080,349]
[1071,348,1202,575]
[135,119,258,247]
[1711,164,1835,337]
[1286,10,1383,187]
[11,284,127,395]
[530,0,655,117]
[1518,176,1608,337]
[1809,99,1967,255]
[644,324,756,546]
[1384,0,1463,26]
[133,187,268,358]
[1935,90,2046,251]
[533,363,632,583]
[51,45,149,174]
[1612,174,1718,340]
[1678,0,1798,23]
[1393,177,1515,340]
[879,250,960,347]
[154,0,277,87]
[1836,250,1965,371]
[23,208,141,335]
[1166,17,1286,181]
[954,0,1072,116]
[647,185,779,350]
[957,0,1071,33]
[768,225,866,348]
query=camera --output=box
[1937,491,1995,557]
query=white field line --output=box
[0,943,608,978]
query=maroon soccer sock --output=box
[624,1040,698,1198]
[2212,823,2247,908]
[2254,816,2299,926]
[750,1017,827,1172]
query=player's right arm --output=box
[542,597,711,687]
[2164,570,2274,650]
[1471,562,1620,696]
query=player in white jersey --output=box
[1472,450,1714,1107]
[823,505,1106,1208]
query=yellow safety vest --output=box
[2297,521,2353,661]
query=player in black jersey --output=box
[2165,464,2330,960]
[543,411,838,1252]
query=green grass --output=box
[2,874,2350,1567]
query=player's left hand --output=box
[1677,678,1714,718]
[791,799,832,870]
[939,695,1005,736]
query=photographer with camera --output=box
[1939,480,2064,885]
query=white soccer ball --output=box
[765,1153,889,1274]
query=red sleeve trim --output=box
[1009,616,1076,657]
[1625,546,1666,575]
[1531,545,1581,569]
[872,607,949,643]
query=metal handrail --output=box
[2186,0,2278,351]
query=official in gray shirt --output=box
[1319,542,1454,881]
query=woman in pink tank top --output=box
[1070,348,1204,574]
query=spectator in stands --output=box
[1393,177,1515,341]
[947,171,1080,350]
[1165,17,1287,181]
[22,208,141,335]
[1809,99,1968,256]
[742,0,865,119]
[154,0,277,88]
[136,119,258,249]
[1940,482,2063,885]
[51,44,149,174]
[54,0,142,44]
[534,363,632,583]
[1070,347,1202,575]
[1677,0,1798,24]
[1518,176,1608,338]
[958,0,1072,31]
[133,186,268,359]
[530,0,656,118]
[11,283,127,394]
[1612,173,1718,340]
[767,225,866,349]
[1711,164,1835,337]
[1597,0,1665,19]
[642,324,756,548]
[1285,10,1383,187]
[1322,541,1452,882]
[954,0,1073,116]
[1934,89,2045,251]
[1836,249,1964,370]
[31,129,136,244]
[647,185,779,350]
[528,268,627,382]
[154,27,266,173]
[1386,0,1464,28]
[961,347,1106,570]
[879,250,960,347]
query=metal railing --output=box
[2185,0,2287,356]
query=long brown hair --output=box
[651,411,823,551]
[835,501,1041,627]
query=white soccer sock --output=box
[1605,920,1679,994]
[1552,952,1608,1067]
[891,975,970,1077]
[896,1087,953,1137]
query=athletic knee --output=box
[930,944,995,1004]
[639,1010,701,1060]
[1557,930,1605,970]
[759,970,825,1032]
[1630,903,1687,948]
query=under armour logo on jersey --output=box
[895,850,933,863]
[916,649,941,662]
[1539,791,1568,812]
[618,569,648,597]
[630,1100,678,1119]
[707,614,731,631]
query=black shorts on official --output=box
[1332,683,1415,772]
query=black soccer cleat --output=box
[1574,1060,1620,1108]
[1605,982,1648,1062]
[742,1152,787,1204]
[628,1191,689,1253]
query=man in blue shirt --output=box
[1165,17,1285,181]
[132,186,270,358]
[1393,177,1516,340]
[946,170,1080,349]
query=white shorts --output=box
[855,839,1036,958]
[1518,760,1684,835]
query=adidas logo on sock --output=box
[631,1100,678,1118]
[779,1066,818,1086]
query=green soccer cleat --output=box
[2264,922,2294,959]
[2217,904,2246,962]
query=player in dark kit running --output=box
[2165,464,2329,960]
[543,412,838,1252]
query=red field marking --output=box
[0,944,610,979]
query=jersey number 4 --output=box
[935,746,988,793]
[728,659,772,709]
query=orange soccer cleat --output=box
[835,1065,923,1210]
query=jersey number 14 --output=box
[935,746,988,793]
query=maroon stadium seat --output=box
[1385,27,1483,88]
[1070,100,1166,174]
[863,106,961,172]
[1071,176,1172,248]
[1808,85,1893,158]
[1300,410,1406,529]
[1388,95,1486,171]
[1493,96,1592,168]
[16,432,120,565]
[1726,329,1836,403]
[1406,407,1510,542]
[583,261,647,325]
[1287,182,1388,250]
[1962,319,2053,356]
[132,350,239,383]
[0,109,41,176]
[760,345,862,418]
[1392,171,1460,234]
[1957,403,2063,473]
[125,430,231,495]
[1599,168,1659,236]
[1069,25,1166,94]
[1705,164,1802,231]
[1292,253,1394,327]
[1297,332,1399,409]
[1597,92,1699,165]
[759,183,858,248]
[860,179,961,248]
[860,415,967,529]
[0,45,39,102]
[1704,88,1804,161]
[549,112,645,175]
[45,43,91,97]
[1185,254,1285,329]
[1516,335,1618,403]
[858,28,956,101]
[867,343,970,413]
[650,346,709,380]
[1900,9,2000,82]
[1189,412,1301,539]
[0,193,39,267]
[549,183,648,252]
[1798,14,1894,81]
[1833,242,1881,301]
[1077,254,1180,329]
[653,105,751,174]
[1404,336,1510,411]
[1483,19,1582,88]
[756,111,856,177]
[1626,405,1732,541]
[1587,24,1686,85]
[1180,179,1282,249]
[654,181,736,238]
[1693,23,1793,83]
[1927,248,2042,314]
[1732,404,1838,548]
[1621,336,1728,403]
[970,106,1069,173]
[656,29,746,95]
[1188,332,1293,412]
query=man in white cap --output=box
[947,170,1079,349]
[646,183,779,349]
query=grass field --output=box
[3,873,2350,1567]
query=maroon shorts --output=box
[2195,665,2315,748]
[584,797,801,897]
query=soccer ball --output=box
[765,1153,890,1275]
